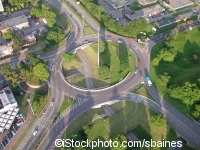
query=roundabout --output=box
[61,40,137,90]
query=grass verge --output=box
[66,74,87,88]
[131,84,155,101]
[83,41,136,88]
[60,101,177,150]
[57,98,75,115]
[83,21,96,36]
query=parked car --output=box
[11,130,15,136]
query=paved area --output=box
[5,107,33,150]
[76,50,94,89]
[125,131,138,141]
[102,105,115,117]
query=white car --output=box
[51,101,54,106]
[35,22,39,25]
[33,130,38,136]
[118,40,122,43]
[11,131,15,136]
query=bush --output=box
[151,114,166,127]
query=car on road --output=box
[33,130,38,136]
[83,40,89,44]
[138,59,141,65]
[134,68,138,74]
[117,40,122,43]
[51,98,54,106]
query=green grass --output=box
[150,26,200,116]
[66,74,87,88]
[62,53,82,76]
[131,84,155,101]
[27,35,46,51]
[57,98,75,115]
[83,41,136,88]
[60,101,177,150]
[83,21,96,36]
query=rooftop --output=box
[163,0,193,10]
[106,0,135,9]
[138,0,157,5]
[126,4,165,20]
[0,45,13,57]
[0,15,28,31]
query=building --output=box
[23,34,37,47]
[0,74,21,133]
[155,10,195,28]
[0,15,29,33]
[0,0,4,12]
[0,45,13,57]
[138,0,157,6]
[106,0,135,9]
[126,4,165,20]
[163,0,193,11]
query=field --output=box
[60,101,177,150]
[83,41,136,88]
[150,26,200,115]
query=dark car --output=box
[138,59,141,65]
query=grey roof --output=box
[138,0,157,5]
[0,15,28,31]
[163,0,193,10]
[126,4,165,20]
[156,17,180,28]
[106,0,135,9]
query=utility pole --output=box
[98,28,100,66]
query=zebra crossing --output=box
[53,98,89,125]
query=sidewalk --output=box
[5,106,33,150]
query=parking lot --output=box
[98,0,132,25]
[0,111,24,149]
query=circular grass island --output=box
[61,40,136,89]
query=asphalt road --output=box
[14,0,200,149]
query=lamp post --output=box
[27,99,34,115]
[97,28,100,66]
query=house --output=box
[163,0,193,11]
[23,34,37,47]
[106,0,134,9]
[155,10,195,28]
[0,45,13,57]
[138,0,157,6]
[126,4,165,20]
[0,15,29,34]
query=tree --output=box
[157,72,171,87]
[110,134,127,150]
[1,65,20,87]
[3,30,14,40]
[61,52,73,62]
[30,7,41,18]
[33,63,49,82]
[99,38,105,53]
[46,26,65,43]
[12,34,25,51]
[192,104,200,119]
[151,114,166,127]
[26,54,43,66]
[168,82,200,106]
[99,65,110,79]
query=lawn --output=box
[62,53,82,76]
[131,84,155,101]
[61,101,177,150]
[83,21,96,36]
[66,74,87,88]
[27,35,46,51]
[150,26,200,116]
[57,98,75,115]
[83,41,136,88]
